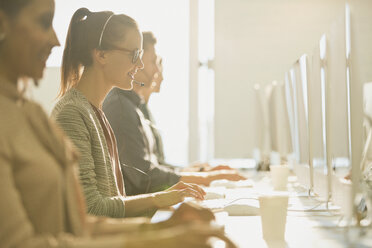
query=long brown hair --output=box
[0,0,31,17]
[59,7,139,97]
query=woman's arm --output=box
[86,201,215,236]
[53,104,126,218]
[123,182,205,217]
[180,170,246,186]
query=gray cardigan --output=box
[51,88,126,218]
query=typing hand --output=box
[123,224,236,248]
[208,164,235,172]
[153,187,205,208]
[183,162,211,172]
[166,181,206,200]
[124,223,237,248]
[167,224,237,248]
[205,170,247,186]
[167,202,215,225]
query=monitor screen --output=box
[291,56,310,165]
[326,9,350,177]
[309,35,330,199]
[268,81,293,160]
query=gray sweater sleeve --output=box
[103,91,180,196]
[53,104,126,218]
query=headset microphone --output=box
[133,80,145,87]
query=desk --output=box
[153,172,372,247]
[218,214,371,248]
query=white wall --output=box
[28,67,60,115]
[214,0,347,158]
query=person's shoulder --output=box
[105,88,130,103]
[103,88,134,112]
[0,96,26,136]
[52,89,92,120]
[51,99,95,139]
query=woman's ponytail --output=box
[59,8,92,97]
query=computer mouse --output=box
[223,203,260,216]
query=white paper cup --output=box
[259,193,289,241]
[270,165,289,190]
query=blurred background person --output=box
[140,47,234,173]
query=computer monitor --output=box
[309,34,330,201]
[361,82,372,175]
[252,84,271,166]
[264,83,285,166]
[364,83,372,121]
[268,81,292,162]
[288,55,313,190]
[325,4,371,221]
[267,82,279,164]
[327,7,350,174]
[284,72,296,170]
[325,5,352,214]
[307,9,351,207]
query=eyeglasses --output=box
[111,47,144,64]
[98,14,143,64]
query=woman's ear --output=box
[92,49,108,66]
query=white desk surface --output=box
[217,214,371,248]
[153,172,372,248]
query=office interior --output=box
[3,0,372,247]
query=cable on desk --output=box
[306,193,329,204]
[287,201,325,212]
[223,197,258,207]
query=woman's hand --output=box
[204,170,247,186]
[208,164,235,172]
[180,170,247,186]
[166,202,215,225]
[166,181,206,199]
[152,187,204,208]
[182,162,211,172]
[344,171,351,180]
[123,223,237,248]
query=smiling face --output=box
[102,28,144,90]
[0,0,59,80]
